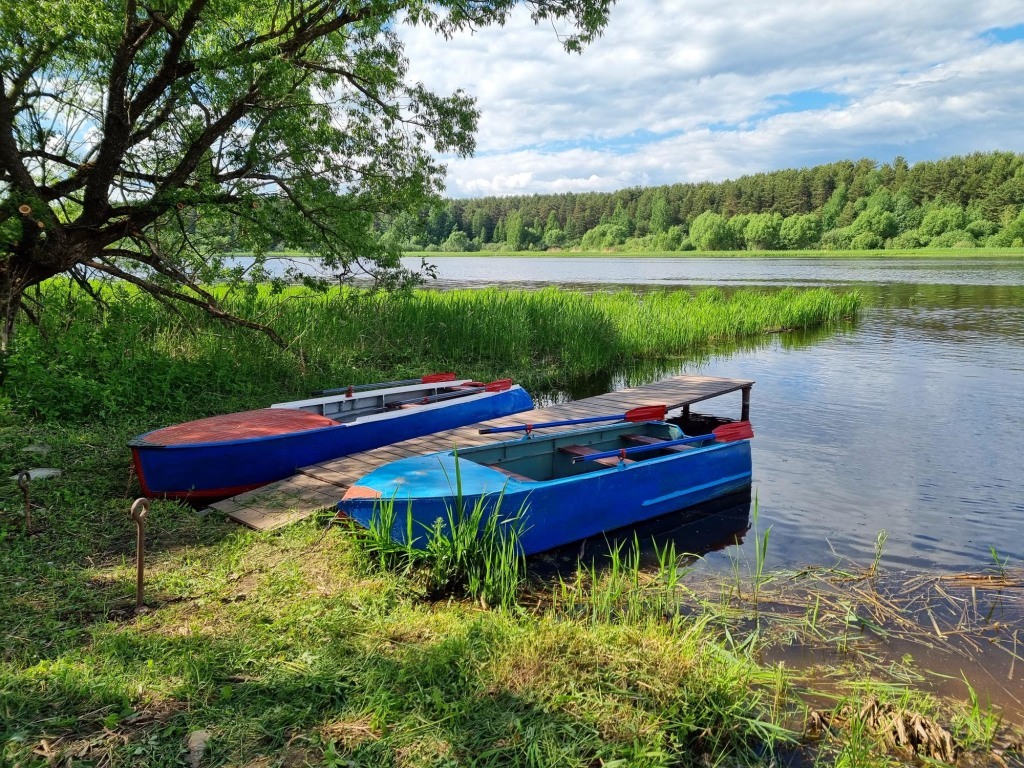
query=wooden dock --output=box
[207,374,753,531]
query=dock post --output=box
[741,386,751,421]
[682,404,690,420]
[131,498,151,613]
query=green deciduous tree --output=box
[688,211,733,251]
[919,205,969,237]
[505,211,526,250]
[743,212,783,250]
[0,0,613,358]
[779,213,821,250]
[648,191,671,234]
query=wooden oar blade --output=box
[484,378,513,392]
[422,372,457,383]
[624,404,667,422]
[713,421,754,442]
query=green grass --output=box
[3,283,859,422]
[1,281,1019,766]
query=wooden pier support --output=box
[741,385,751,421]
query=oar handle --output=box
[480,413,622,434]
[479,404,666,434]
[570,421,753,464]
[313,372,456,397]
[571,433,716,463]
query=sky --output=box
[399,0,1024,198]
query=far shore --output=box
[405,247,1024,259]
[242,247,1024,260]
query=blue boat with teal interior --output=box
[131,374,533,501]
[340,407,754,556]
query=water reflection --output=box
[531,486,753,577]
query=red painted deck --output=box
[135,409,336,446]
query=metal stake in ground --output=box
[18,471,31,533]
[131,498,151,613]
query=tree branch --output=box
[85,253,287,346]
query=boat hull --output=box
[340,423,752,555]
[132,386,533,500]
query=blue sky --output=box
[400,0,1024,197]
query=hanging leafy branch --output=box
[0,0,614,357]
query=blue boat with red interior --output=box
[339,405,753,555]
[131,374,533,501]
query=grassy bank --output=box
[2,282,1021,766]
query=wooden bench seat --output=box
[620,433,694,452]
[558,444,634,468]
[485,464,535,482]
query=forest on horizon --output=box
[390,152,1024,253]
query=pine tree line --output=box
[393,152,1024,252]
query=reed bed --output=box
[6,281,859,421]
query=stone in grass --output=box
[185,730,211,768]
[9,468,62,481]
[21,443,52,455]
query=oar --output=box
[571,421,754,464]
[479,404,667,435]
[313,372,456,397]
[386,378,513,409]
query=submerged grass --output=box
[4,279,1020,766]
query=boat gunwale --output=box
[380,421,750,492]
[269,378,475,410]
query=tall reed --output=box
[7,281,860,422]
[349,456,526,609]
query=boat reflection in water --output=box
[532,485,753,577]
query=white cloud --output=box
[399,1,1024,196]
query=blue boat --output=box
[340,418,753,556]
[131,375,533,501]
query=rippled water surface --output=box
[414,256,1024,574]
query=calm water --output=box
[412,256,1024,575]
[251,253,1024,573]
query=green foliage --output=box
[441,229,474,252]
[426,152,1024,254]
[689,211,735,250]
[743,212,783,250]
[850,231,884,250]
[0,0,615,348]
[929,229,977,248]
[350,486,525,609]
[919,204,970,237]
[779,213,822,249]
[505,210,526,250]
[851,208,898,239]
[580,222,629,249]
[649,191,672,234]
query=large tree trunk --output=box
[0,250,59,383]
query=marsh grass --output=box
[5,281,859,421]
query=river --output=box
[397,256,1024,577]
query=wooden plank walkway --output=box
[208,374,753,530]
